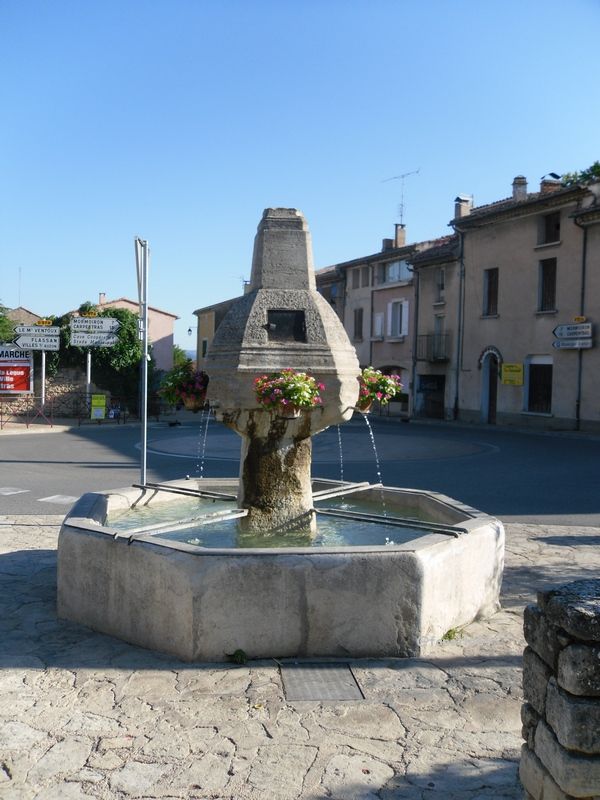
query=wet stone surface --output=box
[1,515,600,799]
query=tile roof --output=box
[409,235,459,266]
[451,185,586,227]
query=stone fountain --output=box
[206,208,359,532]
[57,208,504,662]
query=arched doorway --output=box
[479,347,502,424]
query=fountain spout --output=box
[206,208,359,531]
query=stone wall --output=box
[520,579,600,799]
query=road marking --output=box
[37,495,79,505]
[0,487,30,495]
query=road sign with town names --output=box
[552,339,593,350]
[553,323,592,339]
[15,325,60,336]
[70,332,119,347]
[70,317,121,332]
[15,335,60,351]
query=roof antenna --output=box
[382,168,420,225]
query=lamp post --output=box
[135,237,150,486]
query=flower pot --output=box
[277,404,302,418]
[183,396,205,413]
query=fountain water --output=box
[57,208,504,662]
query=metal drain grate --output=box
[280,662,364,701]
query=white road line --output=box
[37,495,79,505]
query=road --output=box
[1,416,599,525]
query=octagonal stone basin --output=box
[57,479,504,662]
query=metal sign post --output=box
[135,237,150,487]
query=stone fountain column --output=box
[205,208,360,532]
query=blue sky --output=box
[1,0,598,348]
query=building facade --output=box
[409,234,460,419]
[452,176,600,430]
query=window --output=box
[538,258,557,311]
[372,312,384,338]
[201,338,208,358]
[385,260,411,283]
[267,310,307,342]
[436,268,445,302]
[525,357,553,413]
[376,260,411,284]
[351,268,360,290]
[387,300,408,338]
[538,212,560,245]
[361,266,370,288]
[353,307,364,341]
[483,268,498,316]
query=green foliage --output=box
[442,627,462,642]
[172,344,189,368]
[226,649,248,665]
[0,302,15,342]
[561,161,600,187]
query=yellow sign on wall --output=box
[501,363,524,386]
[90,394,106,419]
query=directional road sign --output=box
[70,332,119,348]
[552,339,593,350]
[15,335,60,351]
[15,325,60,336]
[70,317,121,333]
[553,323,592,339]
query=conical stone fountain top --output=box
[206,208,360,531]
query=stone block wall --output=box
[520,579,600,799]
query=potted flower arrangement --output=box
[159,363,209,413]
[254,369,324,417]
[357,367,403,412]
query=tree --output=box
[172,344,190,368]
[0,301,15,342]
[561,161,600,187]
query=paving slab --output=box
[1,514,599,798]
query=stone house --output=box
[5,306,43,326]
[450,176,600,430]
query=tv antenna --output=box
[382,168,420,225]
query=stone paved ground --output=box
[1,516,599,800]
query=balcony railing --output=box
[417,333,451,362]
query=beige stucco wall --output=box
[343,264,373,367]
[414,259,460,419]
[459,205,600,429]
[371,282,414,391]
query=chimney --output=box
[512,176,528,201]
[98,292,106,306]
[454,196,473,219]
[394,223,406,248]
[540,176,562,195]
[381,238,394,251]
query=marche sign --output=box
[0,344,33,394]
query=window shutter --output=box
[386,303,393,336]
[401,301,409,336]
